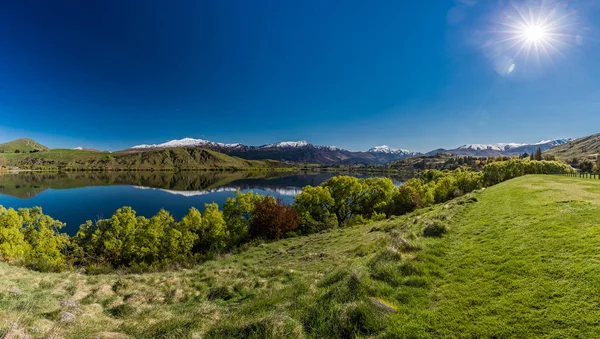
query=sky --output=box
[1,0,600,152]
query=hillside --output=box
[387,153,483,173]
[2,175,600,337]
[0,147,293,171]
[545,133,600,161]
[0,138,49,153]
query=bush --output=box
[223,191,261,246]
[294,186,338,234]
[250,196,298,240]
[423,220,447,237]
[0,206,70,272]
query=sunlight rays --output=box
[485,1,579,75]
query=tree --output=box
[534,147,543,161]
[250,196,298,240]
[0,207,30,262]
[293,186,338,234]
[223,191,261,247]
[320,176,363,225]
[197,203,229,253]
[356,177,396,217]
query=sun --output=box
[522,24,548,43]
[484,1,578,73]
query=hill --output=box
[2,175,600,337]
[387,153,483,173]
[0,147,293,171]
[0,138,49,153]
[545,133,600,161]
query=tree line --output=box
[0,159,573,272]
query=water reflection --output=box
[0,171,403,234]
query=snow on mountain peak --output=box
[131,138,241,149]
[456,143,527,151]
[263,141,309,148]
[368,145,412,154]
[73,146,84,150]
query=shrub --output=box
[223,191,261,246]
[294,186,338,234]
[0,206,70,272]
[250,196,298,240]
[423,220,447,237]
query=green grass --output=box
[3,175,600,338]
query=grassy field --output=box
[2,175,600,338]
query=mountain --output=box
[427,139,572,157]
[0,138,49,153]
[126,138,419,165]
[368,145,419,156]
[544,133,600,161]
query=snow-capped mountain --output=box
[428,138,572,156]
[261,141,309,148]
[368,145,418,156]
[132,138,242,150]
[456,143,527,152]
[124,138,418,165]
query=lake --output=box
[0,171,402,235]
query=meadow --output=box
[2,174,600,338]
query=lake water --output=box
[0,171,402,235]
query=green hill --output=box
[0,147,292,170]
[545,132,600,161]
[0,138,49,153]
[3,174,600,337]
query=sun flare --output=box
[522,24,548,43]
[485,1,578,73]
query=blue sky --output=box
[1,0,599,152]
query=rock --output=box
[9,287,22,296]
[58,311,76,323]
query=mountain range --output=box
[123,138,572,165]
[426,139,572,157]
[125,139,421,165]
[0,137,577,167]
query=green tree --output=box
[294,185,338,234]
[20,207,70,271]
[196,203,229,253]
[321,176,363,225]
[223,191,261,247]
[0,206,30,262]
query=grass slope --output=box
[545,132,600,161]
[2,175,600,338]
[0,138,49,153]
[0,148,291,170]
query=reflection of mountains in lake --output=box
[0,171,398,199]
